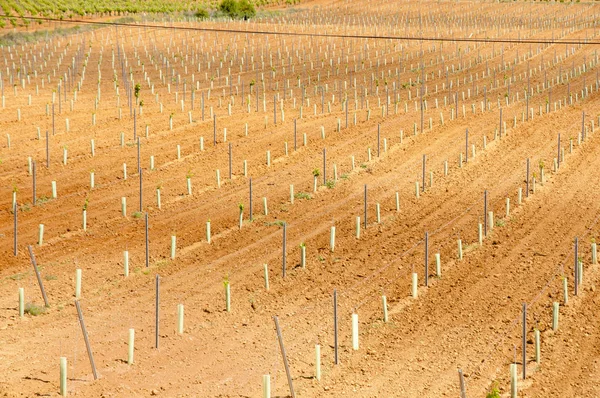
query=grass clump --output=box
[24,302,46,316]
[265,220,285,227]
[36,195,51,205]
[294,192,312,200]
[8,272,27,281]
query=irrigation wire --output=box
[5,15,600,46]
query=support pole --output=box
[334,289,338,365]
[27,245,49,307]
[425,232,429,287]
[484,190,488,236]
[155,275,160,348]
[75,300,98,380]
[575,237,579,296]
[522,303,527,380]
[282,223,287,278]
[458,369,467,398]
[364,185,367,229]
[273,316,296,398]
[145,213,149,268]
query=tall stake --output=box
[282,223,287,278]
[155,275,160,348]
[213,114,217,146]
[522,303,527,380]
[377,124,381,157]
[228,143,232,179]
[75,301,98,380]
[333,289,339,365]
[13,202,17,256]
[46,130,50,168]
[420,42,424,135]
[145,213,149,268]
[273,316,296,398]
[484,190,488,236]
[526,158,530,197]
[323,148,326,185]
[32,161,36,205]
[422,154,426,192]
[465,129,469,163]
[458,369,467,398]
[345,99,348,128]
[364,185,368,229]
[249,177,253,221]
[499,108,503,138]
[574,237,579,296]
[557,133,561,168]
[425,232,429,287]
[28,245,49,307]
[139,168,143,212]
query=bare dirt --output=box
[1,1,600,397]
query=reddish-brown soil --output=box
[1,1,600,397]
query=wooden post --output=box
[75,301,98,380]
[425,232,429,287]
[526,158,530,197]
[334,289,338,364]
[465,129,469,163]
[27,245,49,307]
[137,137,140,177]
[229,143,232,179]
[458,369,467,398]
[323,148,327,185]
[499,107,503,138]
[364,185,368,229]
[13,202,17,256]
[377,124,381,157]
[522,303,527,380]
[294,119,297,151]
[557,133,561,168]
[273,316,296,398]
[145,213,149,268]
[484,190,488,237]
[422,154,426,192]
[282,223,287,278]
[155,275,160,348]
[249,178,253,221]
[574,237,579,296]
[139,168,143,212]
[213,114,217,146]
[32,161,36,205]
[46,130,50,168]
